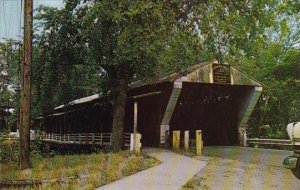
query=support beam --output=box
[128,91,161,99]
[133,101,138,133]
[238,86,263,129]
[160,81,182,145]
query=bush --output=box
[33,140,56,158]
[103,144,112,153]
[0,133,50,164]
[0,139,19,163]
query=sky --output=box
[0,0,64,42]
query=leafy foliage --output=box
[30,0,300,140]
[32,2,103,115]
[1,0,300,142]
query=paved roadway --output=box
[197,146,300,190]
[202,146,294,166]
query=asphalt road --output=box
[191,146,300,190]
[202,146,294,167]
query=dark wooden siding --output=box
[37,99,113,135]
[37,80,256,148]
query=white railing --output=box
[40,132,132,147]
[124,133,131,147]
[247,138,293,146]
[1,130,36,141]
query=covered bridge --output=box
[35,59,262,148]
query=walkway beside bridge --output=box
[97,148,207,190]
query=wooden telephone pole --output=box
[20,0,33,170]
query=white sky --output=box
[0,0,64,41]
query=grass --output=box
[181,176,209,190]
[0,151,160,190]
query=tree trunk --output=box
[111,65,130,152]
[256,96,269,137]
[19,0,33,170]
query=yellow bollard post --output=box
[196,130,202,156]
[172,131,180,151]
[133,133,142,155]
[184,130,189,151]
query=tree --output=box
[81,0,204,151]
[32,0,205,151]
[247,47,300,138]
[0,40,18,103]
[32,0,300,145]
[33,1,102,116]
[229,1,300,138]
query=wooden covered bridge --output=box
[34,59,262,148]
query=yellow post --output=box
[184,130,189,151]
[196,130,202,156]
[172,130,180,151]
[133,133,142,155]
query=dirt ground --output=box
[182,146,300,190]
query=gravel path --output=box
[98,149,206,190]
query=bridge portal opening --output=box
[170,83,253,146]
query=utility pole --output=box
[20,0,33,170]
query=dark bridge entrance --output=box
[128,60,262,147]
[170,83,253,146]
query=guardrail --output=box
[40,132,132,148]
[247,138,293,146]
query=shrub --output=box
[0,138,19,163]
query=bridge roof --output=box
[130,59,262,88]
